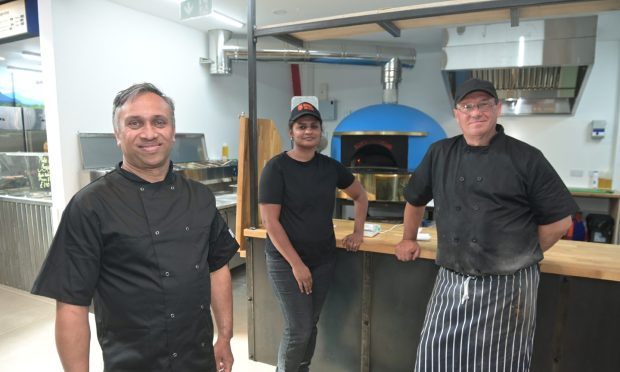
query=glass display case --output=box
[0,152,51,200]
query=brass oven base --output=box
[337,171,411,202]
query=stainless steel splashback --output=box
[442,16,597,115]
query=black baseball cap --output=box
[454,78,498,104]
[289,102,322,124]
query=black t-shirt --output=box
[258,151,355,266]
[404,125,578,275]
[31,163,239,371]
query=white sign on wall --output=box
[0,0,27,40]
[179,0,212,21]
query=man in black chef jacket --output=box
[395,78,577,372]
[32,83,238,372]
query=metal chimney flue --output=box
[207,29,232,75]
[382,57,402,104]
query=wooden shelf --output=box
[254,0,620,42]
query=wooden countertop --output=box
[244,219,620,282]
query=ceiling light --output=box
[211,10,244,28]
[7,65,42,73]
[21,51,41,61]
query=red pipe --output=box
[291,64,301,96]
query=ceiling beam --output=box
[273,34,305,48]
[510,7,520,26]
[378,21,401,37]
[254,0,620,41]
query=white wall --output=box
[39,0,291,219]
[310,51,458,145]
[309,11,620,190]
[502,36,620,188]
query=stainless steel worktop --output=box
[0,192,51,205]
[215,192,237,210]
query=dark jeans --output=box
[266,253,336,372]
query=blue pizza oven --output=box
[331,103,446,201]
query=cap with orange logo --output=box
[289,102,322,125]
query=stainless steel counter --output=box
[215,192,237,210]
[0,194,53,291]
[214,192,243,269]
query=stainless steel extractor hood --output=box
[441,16,597,115]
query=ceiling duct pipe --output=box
[382,57,402,104]
[203,29,416,76]
[207,29,233,75]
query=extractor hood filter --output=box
[442,16,597,115]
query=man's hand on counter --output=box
[395,239,421,261]
[342,232,364,252]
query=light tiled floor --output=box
[0,266,274,372]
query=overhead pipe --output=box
[204,29,416,75]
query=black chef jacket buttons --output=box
[459,176,465,182]
[473,205,480,211]
[195,264,200,270]
[140,187,145,191]
[185,226,190,231]
[201,342,206,348]
[476,176,483,182]
[170,186,175,190]
[162,271,170,277]
[171,352,178,358]
[170,313,175,319]
[155,230,160,236]
[200,304,205,310]
[471,238,478,243]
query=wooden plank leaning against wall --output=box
[236,116,282,255]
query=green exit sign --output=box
[180,0,212,20]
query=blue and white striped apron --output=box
[415,265,540,372]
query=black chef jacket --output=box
[32,163,239,371]
[404,125,578,275]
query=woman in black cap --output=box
[259,101,368,371]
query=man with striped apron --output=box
[395,78,578,372]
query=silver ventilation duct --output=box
[203,29,416,75]
[382,57,402,104]
[441,16,597,115]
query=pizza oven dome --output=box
[331,103,446,172]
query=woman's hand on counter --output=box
[395,239,421,261]
[342,232,364,252]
